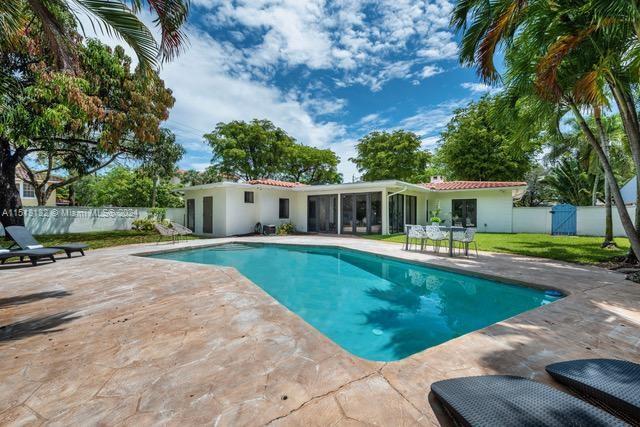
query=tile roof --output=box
[247,179,306,188]
[422,181,527,190]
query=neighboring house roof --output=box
[15,166,63,184]
[422,181,527,191]
[246,179,306,188]
[621,176,636,205]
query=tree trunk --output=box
[608,81,640,260]
[151,175,159,208]
[594,113,615,247]
[592,172,599,206]
[69,184,76,206]
[0,139,25,228]
[569,101,640,259]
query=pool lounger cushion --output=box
[431,375,626,427]
[546,359,640,422]
[4,226,87,257]
[0,248,62,265]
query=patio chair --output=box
[431,375,624,427]
[5,226,87,258]
[155,223,179,243]
[452,227,478,257]
[170,221,193,238]
[406,225,426,251]
[546,359,640,423]
[0,247,62,266]
[424,225,448,253]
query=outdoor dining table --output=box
[403,225,468,257]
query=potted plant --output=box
[429,209,442,226]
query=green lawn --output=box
[1,230,199,251]
[362,232,630,264]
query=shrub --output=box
[132,218,157,231]
[148,207,167,222]
[277,222,295,235]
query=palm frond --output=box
[72,0,159,69]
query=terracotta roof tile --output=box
[421,181,527,190]
[247,179,306,188]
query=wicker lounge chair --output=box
[431,375,625,427]
[170,221,193,237]
[0,247,62,266]
[5,226,87,258]
[546,359,640,423]
[155,223,180,243]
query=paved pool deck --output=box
[0,235,639,426]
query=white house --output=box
[621,176,636,205]
[180,178,526,236]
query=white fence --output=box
[512,205,636,237]
[0,206,186,236]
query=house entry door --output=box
[203,196,213,234]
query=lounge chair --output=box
[431,375,624,426]
[170,221,193,238]
[155,223,179,243]
[546,359,640,423]
[5,226,87,258]
[0,247,62,266]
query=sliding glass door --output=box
[308,195,338,233]
[389,194,404,234]
[340,192,382,234]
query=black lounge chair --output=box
[0,248,62,266]
[431,375,625,427]
[547,359,640,423]
[5,226,87,258]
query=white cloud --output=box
[420,65,444,79]
[397,99,468,138]
[461,82,502,94]
[198,0,459,91]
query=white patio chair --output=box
[407,225,427,251]
[453,228,478,257]
[425,225,449,253]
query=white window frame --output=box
[22,181,36,199]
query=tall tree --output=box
[139,128,185,207]
[437,97,538,181]
[543,158,595,206]
[350,130,430,183]
[279,144,342,184]
[204,119,293,181]
[451,0,640,259]
[180,166,222,186]
[0,24,174,227]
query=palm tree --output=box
[1,0,189,71]
[451,0,640,259]
[543,158,596,206]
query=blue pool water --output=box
[150,243,561,361]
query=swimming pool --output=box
[149,243,561,361]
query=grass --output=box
[362,232,630,264]
[1,230,199,251]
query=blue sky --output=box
[105,0,499,180]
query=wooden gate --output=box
[551,204,577,235]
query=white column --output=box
[382,189,389,235]
[337,193,341,235]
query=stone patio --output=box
[0,235,639,426]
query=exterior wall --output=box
[0,206,185,236]
[16,179,57,207]
[621,177,636,205]
[427,189,515,233]
[224,187,297,236]
[512,205,636,237]
[183,188,226,236]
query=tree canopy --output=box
[1,17,175,223]
[436,97,538,181]
[350,130,430,183]
[75,166,183,208]
[204,119,342,184]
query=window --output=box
[22,182,35,198]
[452,199,477,227]
[244,191,254,203]
[279,198,289,219]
